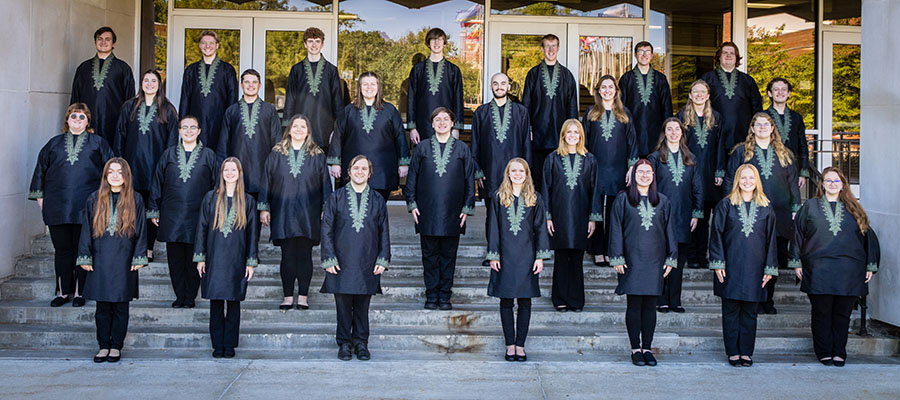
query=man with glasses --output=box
[179,30,239,151]
[618,41,672,157]
[766,78,810,187]
[71,27,134,145]
[701,42,762,156]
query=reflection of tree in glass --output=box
[747,24,816,128]
[830,44,860,133]
[501,35,543,100]
[265,31,307,106]
[184,28,241,82]
[173,0,328,12]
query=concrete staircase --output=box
[1,206,897,360]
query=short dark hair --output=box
[198,30,219,43]
[241,69,261,82]
[634,41,652,53]
[541,34,560,47]
[425,28,447,45]
[430,107,456,124]
[766,77,793,94]
[626,159,660,207]
[94,27,116,43]
[714,42,743,68]
[303,27,325,42]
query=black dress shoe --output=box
[93,350,109,363]
[337,343,352,361]
[279,304,292,311]
[819,357,833,366]
[224,349,236,358]
[72,297,86,307]
[439,303,452,310]
[642,351,657,366]
[728,358,741,367]
[569,307,583,313]
[766,307,778,315]
[657,306,669,313]
[631,352,646,366]
[740,357,753,367]
[50,296,70,307]
[184,299,196,308]
[516,351,527,362]
[355,343,371,361]
[424,302,438,310]
[107,350,120,363]
[296,303,310,310]
[505,352,516,362]
[213,349,225,358]
[555,306,568,312]
[833,358,845,367]
[671,306,686,313]
[172,299,185,308]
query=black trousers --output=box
[659,243,689,307]
[531,148,554,192]
[278,236,314,297]
[722,298,758,356]
[420,235,460,303]
[209,300,241,351]
[136,190,158,252]
[687,201,716,265]
[49,224,85,297]
[762,237,790,311]
[334,294,372,346]
[95,301,129,350]
[808,294,857,359]
[552,249,585,309]
[499,298,532,346]
[625,295,657,350]
[166,242,200,301]
[374,189,392,202]
[588,195,616,256]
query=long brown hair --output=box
[497,158,537,208]
[727,164,771,207]
[681,79,716,131]
[654,117,695,166]
[92,158,137,238]
[736,112,794,167]
[714,42,743,68]
[213,157,247,231]
[274,114,323,156]
[129,69,173,124]
[555,119,588,157]
[62,103,94,134]
[587,75,629,123]
[816,167,870,234]
[352,71,385,110]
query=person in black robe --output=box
[700,42,762,154]
[76,158,147,363]
[321,155,391,361]
[70,27,135,145]
[149,116,218,308]
[789,167,880,366]
[217,69,281,198]
[328,72,410,200]
[179,30,239,151]
[541,119,602,311]
[618,41,673,157]
[114,69,179,261]
[405,107,476,310]
[282,27,343,150]
[582,76,638,265]
[193,157,260,358]
[647,118,703,313]
[486,158,551,362]
[406,28,465,144]
[676,79,726,268]
[30,104,114,307]
[608,160,677,366]
[725,112,800,314]
[259,114,332,311]
[522,34,578,191]
[766,78,810,184]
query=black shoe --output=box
[569,307,583,313]
[631,352,646,366]
[213,349,224,358]
[671,306,686,313]
[279,304,292,311]
[555,306,568,312]
[50,296,70,307]
[224,349,235,358]
[355,343,371,361]
[686,262,701,269]
[72,297,86,307]
[107,350,120,363]
[642,351,657,366]
[657,306,669,313]
[184,299,196,308]
[766,307,778,315]
[439,303,452,310]
[516,350,527,362]
[833,358,845,367]
[296,303,310,310]
[338,343,352,361]
[728,358,741,367]
[505,351,516,362]
[172,298,185,308]
[93,350,109,363]
[424,302,438,310]
[740,357,753,367]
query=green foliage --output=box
[831,44,860,132]
[747,24,816,128]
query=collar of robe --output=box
[738,200,759,237]
[561,153,583,190]
[540,60,561,99]
[693,116,709,148]
[287,147,307,177]
[599,109,615,141]
[754,145,775,179]
[821,199,844,236]
[667,150,685,186]
[506,195,526,236]
[65,131,89,165]
[359,105,378,134]
[637,196,655,231]
[303,57,326,96]
[633,65,654,105]
[177,140,204,182]
[220,196,237,237]
[240,97,262,138]
[137,102,158,135]
[716,67,737,99]
[425,58,446,95]
[92,53,115,91]
[431,135,455,177]
[767,106,792,143]
[105,194,120,236]
[347,184,371,233]
[490,99,512,143]
[199,57,221,97]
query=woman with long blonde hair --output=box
[789,167,880,366]
[76,158,147,363]
[194,157,259,358]
[709,164,778,367]
[540,119,601,311]
[724,112,800,314]
[486,158,551,361]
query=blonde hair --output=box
[555,119,588,157]
[727,164,770,207]
[736,112,793,167]
[274,114,323,156]
[681,80,716,131]
[213,157,247,231]
[497,158,537,208]
[587,75,629,123]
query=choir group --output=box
[28,26,880,367]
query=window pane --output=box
[747,1,817,129]
[265,30,307,111]
[184,28,241,81]
[500,34,543,102]
[824,0,860,26]
[579,36,633,93]
[154,0,168,81]
[832,43,860,183]
[174,0,331,12]
[492,1,643,18]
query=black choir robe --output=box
[194,191,260,301]
[709,198,779,302]
[486,194,551,298]
[282,57,344,148]
[404,136,476,237]
[328,103,411,191]
[789,198,880,297]
[179,57,239,151]
[406,58,465,138]
[114,99,179,191]
[541,152,603,250]
[470,100,532,197]
[320,185,391,296]
[77,192,147,303]
[217,98,281,195]
[29,132,114,225]
[608,193,678,296]
[677,110,726,204]
[582,107,638,196]
[700,68,762,151]
[767,106,810,178]
[258,149,332,243]
[148,142,218,243]
[725,145,800,239]
[618,67,673,156]
[648,150,704,244]
[522,61,579,150]
[70,54,135,144]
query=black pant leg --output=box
[661,243,688,307]
[721,298,740,357]
[551,250,566,308]
[110,302,129,350]
[224,300,241,350]
[374,189,392,202]
[688,202,715,265]
[590,195,615,256]
[499,298,515,346]
[420,235,440,303]
[764,237,790,310]
[279,238,301,297]
[626,295,642,350]
[209,300,225,351]
[640,295,658,350]
[49,224,81,297]
[553,249,585,309]
[295,237,314,296]
[334,294,353,346]
[438,235,460,303]
[351,294,372,345]
[166,242,189,300]
[95,301,113,349]
[515,298,532,347]
[137,190,158,251]
[808,294,834,359]
[738,300,759,356]
[830,295,857,359]
[531,149,552,192]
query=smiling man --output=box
[179,30,239,151]
[406,28,465,144]
[701,42,762,154]
[618,41,672,157]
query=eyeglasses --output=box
[180,125,199,131]
[636,171,654,176]
[69,114,86,120]
[199,41,217,46]
[636,49,652,55]
[754,122,772,128]
[690,90,708,95]
[824,179,842,185]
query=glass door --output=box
[569,24,644,116]
[821,31,861,190]
[486,22,568,103]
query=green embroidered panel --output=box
[106,197,118,236]
[716,67,736,99]
[246,257,259,267]
[634,67,654,105]
[137,103,157,135]
[288,148,306,177]
[462,205,474,216]
[220,202,236,238]
[536,250,552,260]
[347,186,370,233]
[506,197,526,235]
[91,53,114,91]
[763,265,779,276]
[694,120,709,148]
[609,256,625,266]
[768,107,792,143]
[562,154,583,190]
[406,201,417,212]
[177,141,203,183]
[667,151,685,186]
[738,201,759,238]
[28,191,43,200]
[822,200,844,236]
[788,259,801,269]
[192,253,206,262]
[589,213,603,222]
[485,251,500,261]
[198,57,220,97]
[240,98,262,138]
[322,257,339,269]
[692,209,704,219]
[76,255,93,266]
[303,58,325,96]
[431,136,455,177]
[637,198,655,231]
[599,110,615,141]
[375,257,390,269]
[709,260,725,270]
[132,256,149,265]
[540,61,560,99]
[664,257,677,267]
[65,131,88,165]
[755,146,774,180]
[425,59,445,95]
[490,100,511,143]
[360,106,378,134]
[867,263,878,272]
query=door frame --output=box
[252,17,336,104]
[567,23,646,93]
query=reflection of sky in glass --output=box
[649,10,665,56]
[748,13,815,34]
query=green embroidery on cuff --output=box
[375,257,390,269]
[453,121,464,130]
[628,158,638,167]
[788,259,801,269]
[257,202,269,211]
[589,213,603,222]
[474,169,485,179]
[192,253,206,262]
[792,203,802,214]
[715,169,725,178]
[709,260,725,270]
[536,250,552,260]
[866,262,878,272]
[322,257,339,269]
[28,191,43,200]
[399,157,411,166]
[609,256,626,266]
[485,251,500,261]
[692,209,704,219]
[146,210,160,219]
[406,202,418,212]
[462,206,474,216]
[132,256,149,265]
[545,211,551,220]
[664,257,677,267]
[327,156,341,165]
[800,169,810,178]
[406,121,416,129]
[764,265,779,276]
[246,257,258,267]
[76,255,93,266]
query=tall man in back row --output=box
[407,28,465,144]
[522,34,578,191]
[618,41,672,157]
[71,27,134,145]
[179,30,239,151]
